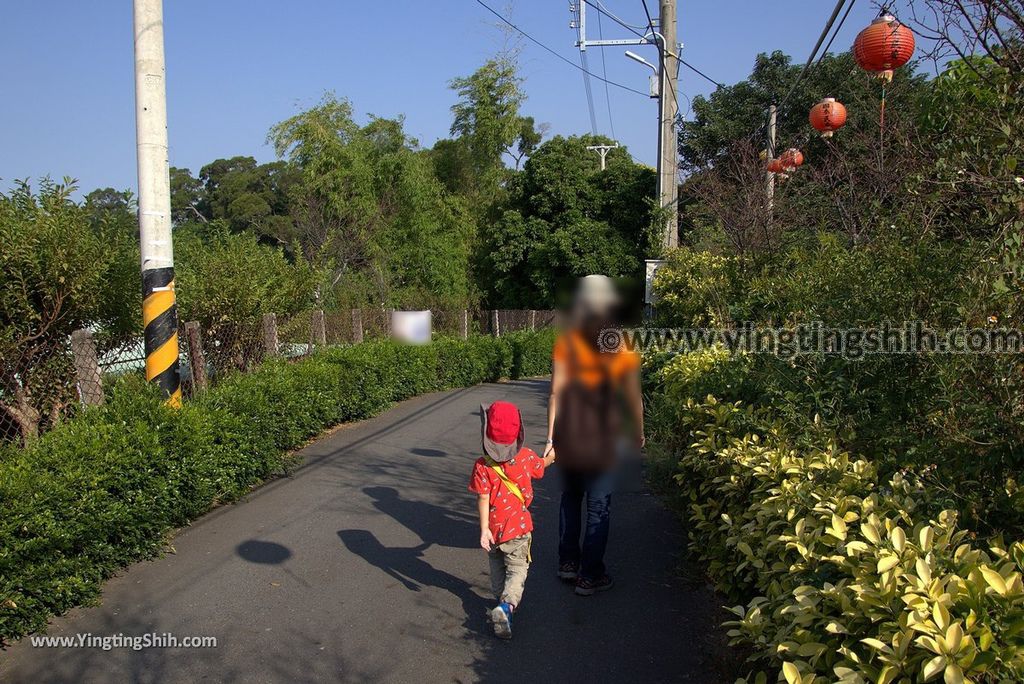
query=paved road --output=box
[1,380,736,683]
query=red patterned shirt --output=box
[468,448,546,544]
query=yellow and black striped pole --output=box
[142,268,181,406]
[134,0,180,406]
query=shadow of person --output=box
[363,486,476,549]
[337,529,490,636]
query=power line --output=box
[572,1,599,134]
[595,8,617,139]
[474,0,648,97]
[582,0,645,33]
[586,0,723,88]
[574,1,600,134]
[679,59,723,88]
[580,51,600,134]
[817,0,857,65]
[639,0,655,34]
[776,0,850,112]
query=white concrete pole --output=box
[134,0,180,405]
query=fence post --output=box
[528,309,536,332]
[351,308,363,344]
[263,313,279,358]
[460,310,468,339]
[71,329,104,406]
[311,309,326,349]
[183,321,208,392]
[491,310,500,338]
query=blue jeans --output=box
[558,468,615,580]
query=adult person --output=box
[543,275,644,596]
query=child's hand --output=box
[480,528,495,551]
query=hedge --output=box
[0,330,556,643]
[648,349,1024,684]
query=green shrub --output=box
[652,247,740,326]
[0,331,553,643]
[508,328,557,378]
[651,380,1024,683]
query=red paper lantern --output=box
[853,14,915,81]
[780,148,804,170]
[767,158,784,174]
[809,98,847,138]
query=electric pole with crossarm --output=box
[586,143,620,171]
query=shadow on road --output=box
[336,529,491,634]
[363,486,476,549]
[236,540,292,565]
[409,447,446,458]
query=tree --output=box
[509,116,547,169]
[677,50,934,253]
[479,135,657,307]
[678,51,929,174]
[0,179,138,442]
[83,187,135,230]
[169,166,206,225]
[449,57,525,174]
[195,157,298,242]
[175,224,314,373]
[269,93,475,309]
[439,57,543,201]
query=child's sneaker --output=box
[574,574,614,596]
[489,602,513,639]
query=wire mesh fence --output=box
[0,308,555,448]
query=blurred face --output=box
[575,305,620,348]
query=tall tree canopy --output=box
[268,94,475,308]
[479,134,657,307]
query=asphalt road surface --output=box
[0,380,736,683]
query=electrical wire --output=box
[639,0,655,34]
[584,0,724,87]
[580,51,600,134]
[572,0,600,134]
[679,59,723,88]
[474,0,649,97]
[581,0,645,34]
[637,0,685,131]
[741,0,853,162]
[591,0,649,31]
[776,0,850,113]
[816,0,857,65]
[595,8,618,139]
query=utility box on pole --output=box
[134,0,180,406]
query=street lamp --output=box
[624,51,659,98]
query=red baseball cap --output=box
[480,401,525,463]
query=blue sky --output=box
[1,1,912,196]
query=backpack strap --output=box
[485,457,526,504]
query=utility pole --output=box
[134,0,180,406]
[586,143,619,171]
[766,103,777,225]
[572,1,678,247]
[658,0,679,250]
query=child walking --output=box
[469,401,555,639]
